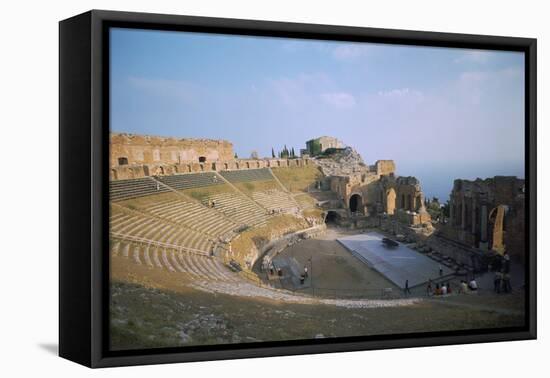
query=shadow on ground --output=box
[38,343,58,356]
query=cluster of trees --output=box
[425,197,450,222]
[245,145,298,159]
[271,145,297,159]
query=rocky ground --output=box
[313,147,368,176]
[110,280,525,351]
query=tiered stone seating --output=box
[110,206,214,254]
[110,177,169,201]
[252,190,298,213]
[144,198,238,239]
[110,240,241,282]
[202,192,269,227]
[219,168,273,183]
[157,172,222,190]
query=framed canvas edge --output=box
[60,9,538,368]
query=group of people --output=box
[494,271,513,293]
[426,280,454,296]
[424,278,479,296]
[492,252,513,294]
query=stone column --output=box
[449,195,454,226]
[471,197,477,234]
[461,197,466,229]
[480,204,488,242]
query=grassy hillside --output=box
[272,165,323,192]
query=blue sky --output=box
[110,28,525,201]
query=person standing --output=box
[494,271,502,293]
[404,280,411,296]
[427,279,433,296]
[469,278,478,291]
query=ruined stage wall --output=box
[110,133,235,168]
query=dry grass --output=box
[230,215,310,265]
[233,180,281,195]
[181,184,235,202]
[272,166,323,192]
[303,208,325,221]
[110,277,526,351]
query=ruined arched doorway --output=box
[349,194,363,214]
[325,211,339,225]
[198,156,206,163]
[386,188,396,215]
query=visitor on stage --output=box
[468,278,478,291]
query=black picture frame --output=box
[59,9,537,368]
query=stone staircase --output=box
[110,177,169,202]
[110,206,214,254]
[219,168,274,183]
[252,190,299,214]
[201,192,269,228]
[111,240,241,282]
[140,198,239,240]
[157,172,223,190]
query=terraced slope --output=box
[111,240,240,282]
[110,177,169,202]
[117,192,239,240]
[110,205,214,254]
[252,190,299,213]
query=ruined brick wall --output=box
[374,160,396,176]
[110,133,235,168]
[109,133,313,181]
[327,162,429,224]
[447,176,525,258]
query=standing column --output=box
[449,195,454,226]
[471,197,477,234]
[480,204,488,242]
[461,197,466,229]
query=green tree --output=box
[426,197,444,221]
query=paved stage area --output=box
[338,232,454,289]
